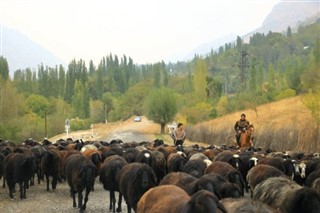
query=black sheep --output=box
[214,150,242,170]
[65,154,97,213]
[41,148,62,191]
[3,153,36,199]
[30,145,46,184]
[182,159,207,178]
[118,162,157,213]
[196,173,242,199]
[152,151,167,183]
[122,147,139,163]
[281,187,320,213]
[205,161,246,196]
[99,155,128,213]
[0,152,4,180]
[305,169,320,187]
[135,150,155,167]
[167,152,188,173]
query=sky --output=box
[0,0,281,65]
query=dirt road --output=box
[0,178,127,213]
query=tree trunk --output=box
[160,123,166,134]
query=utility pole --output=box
[232,50,251,85]
[44,110,47,138]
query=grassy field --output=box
[187,96,320,152]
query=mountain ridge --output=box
[1,26,66,75]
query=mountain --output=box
[243,1,320,41]
[259,1,319,33]
[183,34,237,60]
[179,1,319,60]
[1,26,66,75]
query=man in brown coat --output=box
[234,113,250,146]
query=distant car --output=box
[134,116,141,122]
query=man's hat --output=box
[241,113,246,117]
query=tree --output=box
[286,26,292,38]
[0,56,9,81]
[193,58,208,102]
[26,94,52,118]
[72,80,89,119]
[145,87,177,134]
[302,89,320,151]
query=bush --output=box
[274,89,296,101]
[70,118,90,131]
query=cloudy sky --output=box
[1,0,280,64]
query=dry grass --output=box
[50,96,319,152]
[187,96,319,152]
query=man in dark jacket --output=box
[234,113,250,146]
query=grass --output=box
[187,96,319,152]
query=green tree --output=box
[58,65,66,97]
[286,26,292,38]
[26,94,52,118]
[193,58,208,102]
[72,80,86,118]
[145,87,177,133]
[0,56,9,81]
[303,89,320,150]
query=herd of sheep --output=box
[0,137,320,213]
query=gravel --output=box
[0,178,127,213]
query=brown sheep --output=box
[247,164,286,194]
[160,171,241,199]
[60,150,80,180]
[137,185,227,213]
[81,149,102,176]
[155,145,176,159]
[160,172,197,195]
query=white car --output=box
[134,116,141,122]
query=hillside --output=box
[187,96,319,152]
[48,96,318,152]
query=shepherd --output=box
[234,113,250,146]
[171,123,186,146]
